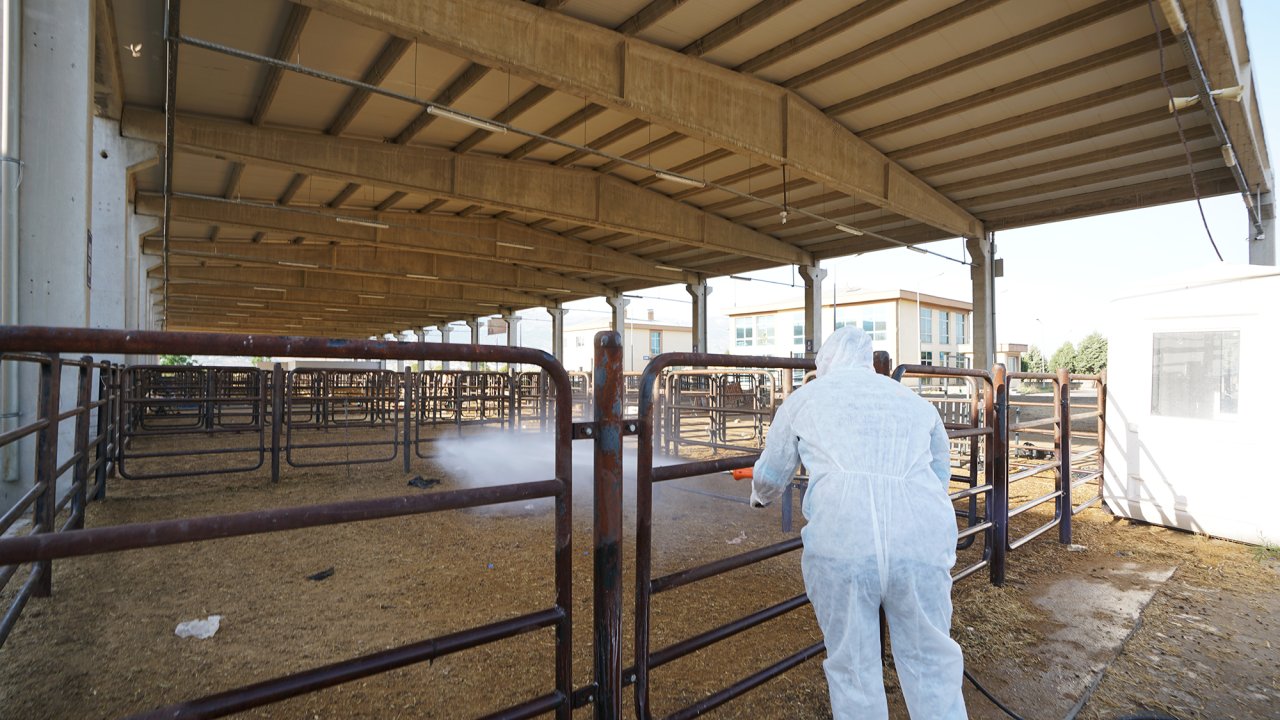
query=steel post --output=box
[33,355,60,596]
[989,363,1008,586]
[1056,368,1072,544]
[592,331,624,719]
[270,363,283,483]
[70,358,93,530]
[402,367,412,473]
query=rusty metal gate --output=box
[0,327,576,719]
[118,365,267,479]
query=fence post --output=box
[402,367,413,473]
[271,363,284,483]
[1056,368,1072,544]
[70,357,93,530]
[204,368,215,430]
[92,364,111,500]
[33,355,62,597]
[592,331,624,719]
[989,363,1008,586]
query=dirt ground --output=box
[0,425,1276,719]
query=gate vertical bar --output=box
[1056,368,1072,543]
[33,355,61,596]
[203,368,214,430]
[592,331,624,720]
[92,365,111,500]
[70,357,93,530]
[271,363,283,483]
[989,363,1008,586]
[402,367,412,473]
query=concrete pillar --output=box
[606,294,629,339]
[91,116,157,341]
[967,234,997,371]
[500,311,521,347]
[546,304,567,363]
[686,278,711,354]
[4,0,95,506]
[466,317,481,370]
[1250,191,1275,266]
[799,264,826,359]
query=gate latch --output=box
[572,421,640,440]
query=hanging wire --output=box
[1147,0,1223,261]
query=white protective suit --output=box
[751,327,966,720]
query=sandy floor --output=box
[0,426,1276,719]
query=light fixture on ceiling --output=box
[335,216,390,229]
[654,265,681,272]
[426,106,508,134]
[835,224,864,236]
[302,316,323,321]
[325,307,349,312]
[545,287,571,293]
[906,246,928,254]
[495,241,534,250]
[653,171,706,188]
[358,293,386,299]
[476,302,500,307]
[226,312,251,317]
[217,321,237,326]
[253,286,287,293]
[1168,85,1244,113]
[285,323,302,328]
[406,273,438,280]
[1221,145,1236,167]
[236,301,265,307]
[278,260,319,268]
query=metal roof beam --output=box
[295,0,981,239]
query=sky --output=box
[505,0,1277,359]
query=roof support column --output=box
[686,278,711,354]
[1250,192,1275,266]
[800,264,827,359]
[967,234,997,372]
[606,295,629,340]
[547,304,567,364]
[4,0,93,505]
[465,318,481,370]
[500,311,521,347]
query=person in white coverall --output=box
[751,326,966,719]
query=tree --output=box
[160,354,193,366]
[1048,342,1076,373]
[1074,332,1108,374]
[1022,345,1047,373]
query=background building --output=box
[726,290,973,368]
[564,310,691,372]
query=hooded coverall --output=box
[751,327,966,720]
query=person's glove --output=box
[749,487,770,508]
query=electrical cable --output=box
[1147,0,1223,262]
[963,668,1028,720]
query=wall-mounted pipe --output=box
[1,0,22,483]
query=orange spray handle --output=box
[730,467,753,481]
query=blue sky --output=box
[519,0,1277,358]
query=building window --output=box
[939,311,950,344]
[1151,331,1239,419]
[920,307,933,343]
[939,351,950,367]
[955,313,967,344]
[649,330,662,356]
[793,322,804,345]
[756,316,775,346]
[920,351,934,366]
[735,318,753,346]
